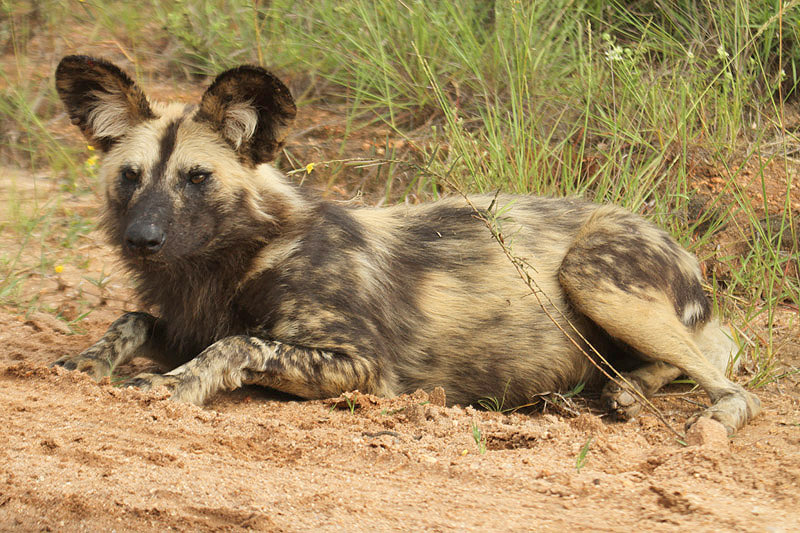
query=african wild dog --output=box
[53,55,760,434]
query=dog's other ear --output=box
[195,65,296,165]
[55,55,154,152]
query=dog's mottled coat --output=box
[52,55,761,434]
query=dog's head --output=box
[55,55,298,267]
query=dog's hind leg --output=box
[557,206,760,434]
[126,335,392,404]
[602,318,745,420]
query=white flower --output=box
[605,45,624,62]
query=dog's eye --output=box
[188,170,210,185]
[121,167,140,182]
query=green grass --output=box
[478,379,513,413]
[1,0,797,381]
[470,422,487,455]
[575,436,593,472]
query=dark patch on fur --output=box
[391,205,491,287]
[234,269,286,335]
[237,265,389,360]
[299,202,367,264]
[405,206,484,242]
[559,213,711,325]
[114,166,139,205]
[151,119,182,182]
[132,245,264,362]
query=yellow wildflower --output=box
[305,162,315,174]
[54,265,64,274]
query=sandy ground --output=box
[0,291,798,531]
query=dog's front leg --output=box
[52,312,163,380]
[125,335,388,404]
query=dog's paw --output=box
[125,373,180,393]
[125,372,207,405]
[51,352,112,380]
[685,389,761,436]
[601,379,645,421]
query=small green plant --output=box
[478,379,513,413]
[477,395,504,412]
[470,422,487,455]
[60,212,95,249]
[344,392,358,414]
[575,437,593,473]
[328,392,359,414]
[110,374,129,387]
[378,401,429,417]
[83,269,113,306]
[61,309,92,335]
[562,381,586,399]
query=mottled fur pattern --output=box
[53,55,761,434]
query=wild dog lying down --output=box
[53,55,760,434]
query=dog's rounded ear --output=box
[195,65,296,165]
[55,55,154,152]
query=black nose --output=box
[125,221,165,256]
